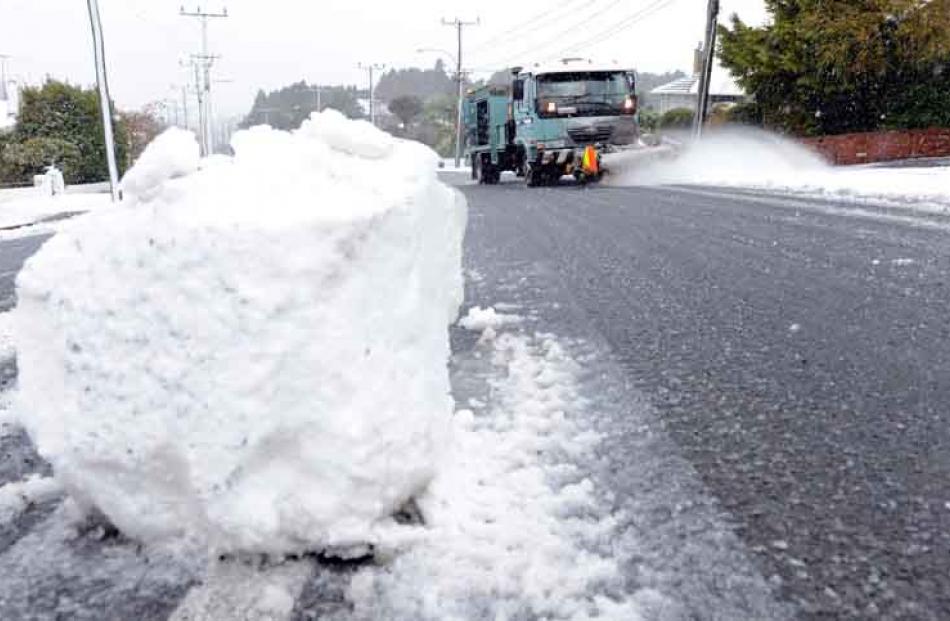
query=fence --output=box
[800,127,950,166]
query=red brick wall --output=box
[800,128,950,166]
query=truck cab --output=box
[465,58,640,186]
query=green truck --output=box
[463,58,641,186]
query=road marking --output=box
[170,557,313,621]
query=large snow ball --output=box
[13,112,467,553]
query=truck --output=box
[463,58,641,186]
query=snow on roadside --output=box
[337,326,644,620]
[0,188,111,230]
[608,128,950,211]
[0,474,63,523]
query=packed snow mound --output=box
[120,127,200,201]
[13,110,468,553]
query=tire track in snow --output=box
[322,325,646,620]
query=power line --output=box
[477,0,627,67]
[179,5,227,156]
[552,0,678,59]
[467,0,577,57]
[483,0,678,70]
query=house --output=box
[0,79,18,131]
[645,45,746,115]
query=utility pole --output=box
[442,17,478,168]
[358,63,385,126]
[85,0,120,202]
[0,54,10,101]
[180,5,227,155]
[694,0,719,139]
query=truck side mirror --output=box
[512,79,524,101]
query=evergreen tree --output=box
[718,0,950,135]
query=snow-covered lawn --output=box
[0,186,111,230]
[608,129,950,212]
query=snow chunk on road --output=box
[458,305,521,331]
[0,475,63,523]
[12,110,467,553]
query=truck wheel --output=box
[525,164,542,187]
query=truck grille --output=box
[567,126,613,144]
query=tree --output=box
[389,95,424,130]
[659,107,695,130]
[120,107,165,168]
[1,137,82,183]
[0,80,129,185]
[241,82,364,129]
[718,0,950,135]
[374,62,455,102]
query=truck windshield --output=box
[536,71,633,116]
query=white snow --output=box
[457,305,522,331]
[0,475,63,523]
[0,187,111,230]
[337,328,643,620]
[609,129,950,210]
[11,109,467,554]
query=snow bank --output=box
[12,110,467,553]
[0,189,110,230]
[609,128,950,209]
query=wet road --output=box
[456,177,950,620]
[2,179,950,619]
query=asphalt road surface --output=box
[456,177,950,620]
[2,178,950,619]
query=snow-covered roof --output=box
[650,64,745,98]
[519,58,633,76]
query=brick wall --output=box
[800,128,950,166]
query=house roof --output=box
[650,64,745,98]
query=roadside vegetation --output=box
[718,0,950,135]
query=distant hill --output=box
[374,61,456,103]
[241,81,365,130]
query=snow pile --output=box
[341,330,645,620]
[609,128,950,208]
[12,110,467,553]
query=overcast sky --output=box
[1,0,768,120]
